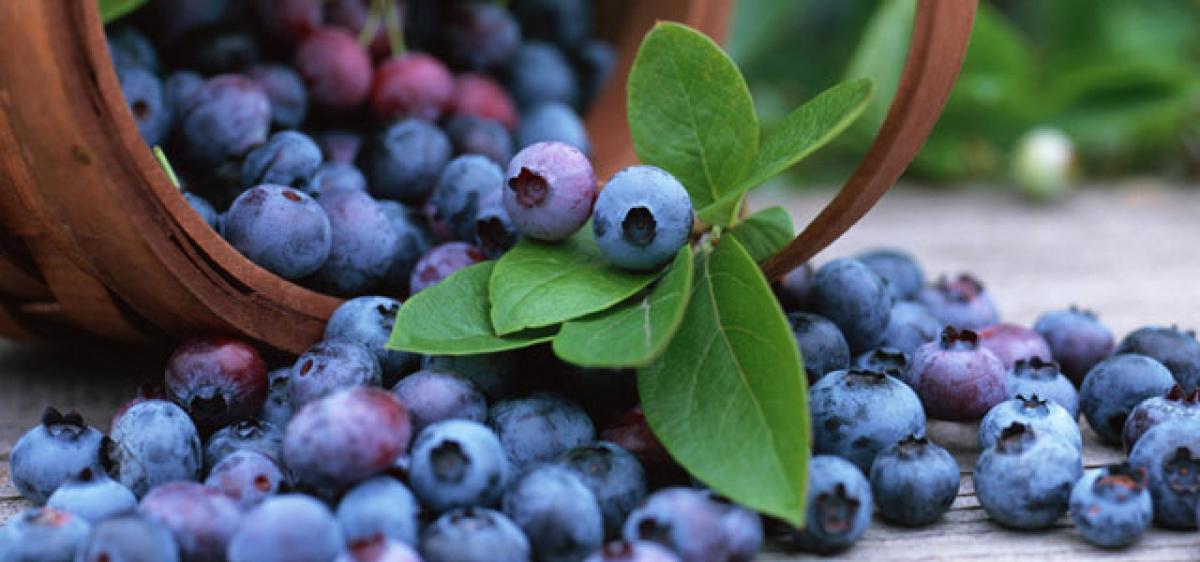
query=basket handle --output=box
[761,0,978,280]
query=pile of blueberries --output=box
[109,0,618,296]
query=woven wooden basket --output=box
[0,0,976,354]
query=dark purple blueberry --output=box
[107,26,159,73]
[259,367,294,427]
[974,423,1082,529]
[324,0,389,56]
[503,465,604,562]
[917,273,999,330]
[910,327,1007,421]
[10,408,107,505]
[445,115,514,166]
[503,141,596,241]
[420,507,531,562]
[1080,354,1176,445]
[251,0,322,48]
[75,514,180,562]
[624,487,761,562]
[139,481,242,562]
[224,184,332,279]
[227,495,345,562]
[184,191,221,230]
[203,418,283,470]
[361,119,453,203]
[423,353,519,401]
[409,419,510,513]
[809,369,927,473]
[1122,386,1200,454]
[514,0,591,51]
[173,26,260,75]
[288,340,382,409]
[979,394,1081,451]
[106,400,203,497]
[0,507,91,562]
[879,301,940,355]
[178,75,271,170]
[431,155,505,242]
[1127,419,1200,529]
[336,476,421,546]
[442,3,522,71]
[1117,325,1200,392]
[141,0,234,47]
[506,41,579,110]
[204,449,284,509]
[379,200,435,292]
[517,102,590,154]
[326,296,415,385]
[855,248,924,301]
[852,348,909,380]
[370,53,455,122]
[317,129,364,164]
[247,64,309,128]
[1069,463,1152,548]
[977,323,1052,370]
[294,26,372,111]
[391,370,488,434]
[337,536,423,562]
[774,263,814,312]
[1034,305,1115,386]
[869,435,959,526]
[240,131,323,190]
[409,242,486,294]
[574,40,616,109]
[583,541,682,562]
[556,442,647,539]
[787,312,851,383]
[46,468,137,524]
[164,336,270,434]
[117,65,170,146]
[474,188,518,258]
[489,392,595,470]
[451,73,518,130]
[312,162,368,196]
[283,387,411,491]
[163,70,205,123]
[1006,357,1079,419]
[309,188,400,295]
[811,258,893,354]
[598,407,688,489]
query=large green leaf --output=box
[387,261,556,355]
[552,245,694,368]
[489,229,658,335]
[639,237,809,525]
[628,22,758,228]
[728,207,793,263]
[99,0,148,23]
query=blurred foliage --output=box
[731,0,1200,186]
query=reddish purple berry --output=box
[370,53,455,121]
[917,273,999,330]
[910,327,1007,420]
[977,323,1053,370]
[1122,385,1200,454]
[139,481,242,562]
[164,336,269,434]
[295,27,372,111]
[503,142,596,242]
[252,0,321,47]
[410,242,486,294]
[451,73,518,130]
[392,370,488,435]
[204,449,285,509]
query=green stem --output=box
[385,0,405,57]
[358,0,385,47]
[152,146,181,189]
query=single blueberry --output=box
[974,423,1082,529]
[1034,306,1115,386]
[855,248,924,301]
[869,435,959,526]
[45,468,137,524]
[326,296,415,386]
[177,75,271,171]
[1080,354,1176,445]
[75,513,180,562]
[163,70,204,125]
[164,336,270,434]
[811,258,893,354]
[391,370,488,435]
[977,322,1053,370]
[1128,419,1200,529]
[909,327,1007,421]
[489,392,595,470]
[593,166,692,271]
[979,394,1082,452]
[139,481,243,562]
[507,41,579,109]
[879,301,940,355]
[621,487,744,562]
[420,507,531,562]
[445,115,514,166]
[361,118,453,203]
[1069,463,1153,548]
[247,64,309,129]
[106,400,203,498]
[293,26,372,111]
[441,3,522,71]
[809,369,927,473]
[557,441,648,539]
[117,65,171,147]
[311,161,368,196]
[517,102,590,154]
[309,188,400,295]
[203,449,285,509]
[502,465,604,562]
[203,417,283,471]
[1006,357,1080,419]
[10,408,107,505]
[787,312,851,383]
[336,476,421,546]
[240,131,323,191]
[288,339,383,409]
[1116,325,1200,392]
[431,155,506,242]
[504,141,596,242]
[408,419,510,513]
[917,273,999,331]
[226,494,345,562]
[0,507,91,562]
[107,26,159,73]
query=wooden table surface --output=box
[4,185,1200,560]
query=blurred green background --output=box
[729,0,1200,194]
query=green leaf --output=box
[728,207,793,263]
[552,245,694,368]
[99,0,148,23]
[387,261,556,355]
[628,22,758,228]
[739,79,873,191]
[639,237,809,525]
[489,229,658,335]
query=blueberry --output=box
[1032,302,1113,386]
[855,248,924,301]
[504,141,596,242]
[1006,357,1080,419]
[441,3,522,71]
[556,442,648,538]
[979,394,1081,452]
[370,53,455,121]
[310,188,401,295]
[1069,463,1153,548]
[75,513,180,562]
[879,301,940,355]
[502,465,604,562]
[474,188,519,258]
[517,102,590,154]
[259,367,294,428]
[45,468,137,524]
[251,0,321,48]
[917,273,999,330]
[379,200,436,292]
[622,488,739,562]
[391,370,488,435]
[106,400,202,497]
[712,495,765,562]
[451,73,520,131]
[226,494,345,562]
[10,408,107,505]
[336,476,421,546]
[362,118,453,203]
[809,369,927,473]
[203,418,283,470]
[337,536,423,562]
[514,0,591,51]
[1123,386,1200,454]
[787,312,850,383]
[774,263,815,312]
[583,541,682,562]
[489,392,595,470]
[294,26,372,111]
[973,423,1082,529]
[420,507,530,562]
[869,435,959,526]
[409,419,509,513]
[283,387,411,491]
[204,450,285,509]
[178,75,271,171]
[788,455,873,554]
[0,507,90,562]
[592,165,691,271]
[241,131,323,190]
[852,348,909,380]
[165,336,270,434]
[431,155,506,242]
[317,129,364,164]
[446,115,514,167]
[247,64,309,129]
[312,162,368,196]
[184,191,221,230]
[163,70,205,123]
[1127,419,1200,529]
[574,40,617,109]
[107,26,159,73]
[423,353,518,401]
[1116,325,1200,392]
[977,323,1053,370]
[409,242,487,294]
[117,66,171,147]
[326,296,415,386]
[173,26,260,75]
[223,185,332,279]
[139,481,243,562]
[811,258,893,354]
[910,327,1007,421]
[1080,354,1176,445]
[507,41,579,109]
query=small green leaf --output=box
[739,79,873,191]
[628,22,758,227]
[552,245,694,368]
[639,237,809,525]
[99,0,148,23]
[728,207,793,263]
[387,261,556,355]
[489,229,658,335]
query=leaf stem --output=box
[152,146,181,189]
[385,0,406,57]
